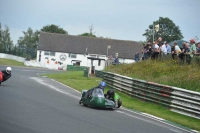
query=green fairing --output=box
[80,89,115,109]
[114,93,120,100]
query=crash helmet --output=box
[99,81,106,89]
[6,67,12,74]
[107,89,115,97]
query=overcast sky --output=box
[0,0,200,44]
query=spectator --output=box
[184,43,191,64]
[147,45,153,59]
[151,41,159,60]
[174,42,181,54]
[197,42,200,53]
[172,42,181,60]
[157,37,163,47]
[178,43,188,63]
[135,52,139,62]
[143,45,148,60]
[114,57,119,64]
[189,39,197,57]
[160,42,167,60]
[161,42,167,54]
[165,42,171,54]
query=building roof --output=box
[38,32,142,59]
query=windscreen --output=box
[92,89,104,98]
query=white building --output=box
[36,32,142,73]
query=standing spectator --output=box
[185,43,191,64]
[151,41,159,60]
[135,52,139,62]
[161,42,167,60]
[189,39,197,58]
[165,42,171,54]
[143,45,148,60]
[172,42,181,60]
[157,37,163,47]
[197,42,200,53]
[174,42,181,53]
[179,43,188,63]
[147,45,153,59]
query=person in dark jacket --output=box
[135,52,139,62]
[0,67,12,84]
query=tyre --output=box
[83,103,87,106]
[117,99,122,108]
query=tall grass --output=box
[105,59,200,92]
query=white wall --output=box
[36,50,107,71]
[0,53,25,62]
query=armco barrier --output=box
[67,65,86,71]
[95,70,104,78]
[103,72,200,119]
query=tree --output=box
[41,24,67,34]
[143,17,183,43]
[0,24,13,53]
[79,24,96,37]
[79,32,96,37]
[17,27,39,59]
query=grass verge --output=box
[43,71,200,132]
[0,58,24,66]
[105,59,200,92]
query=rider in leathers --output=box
[0,67,12,84]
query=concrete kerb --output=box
[37,73,199,133]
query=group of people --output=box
[136,37,171,61]
[135,37,200,64]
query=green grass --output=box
[42,71,200,132]
[0,58,24,66]
[42,71,102,92]
[105,59,200,92]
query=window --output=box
[44,51,55,56]
[50,52,55,56]
[44,51,49,55]
[68,53,77,58]
[71,54,76,58]
[90,54,97,57]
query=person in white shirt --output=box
[174,43,181,54]
[151,41,159,60]
[172,42,181,60]
[161,42,167,54]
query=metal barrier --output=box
[103,72,200,119]
[67,65,86,71]
[95,70,104,78]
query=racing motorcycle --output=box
[0,67,12,85]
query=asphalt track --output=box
[0,66,197,133]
